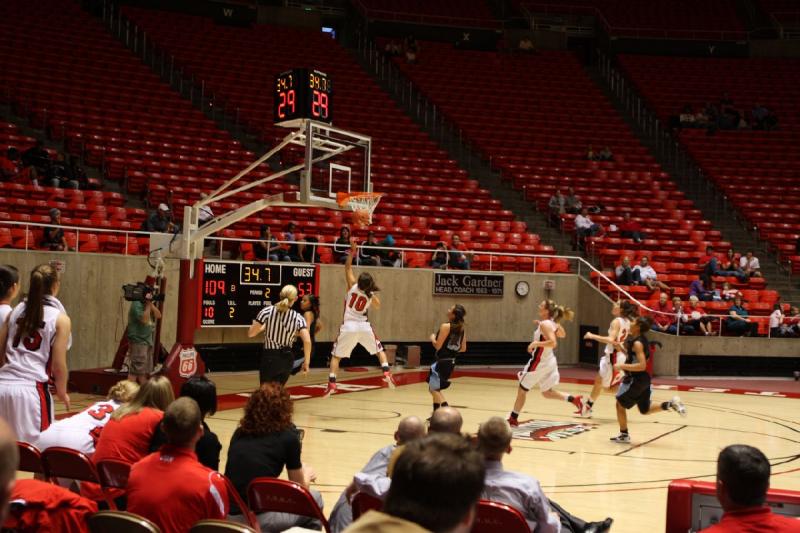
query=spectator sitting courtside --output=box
[700,445,799,532]
[478,417,613,533]
[344,432,484,533]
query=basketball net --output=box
[336,191,384,226]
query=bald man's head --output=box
[0,416,19,523]
[429,406,463,435]
[395,416,425,445]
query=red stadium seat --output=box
[472,500,529,533]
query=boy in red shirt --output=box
[702,444,799,532]
[127,398,228,533]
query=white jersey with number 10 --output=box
[342,284,372,324]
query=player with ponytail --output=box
[427,304,467,414]
[0,263,72,443]
[581,299,638,417]
[0,264,20,325]
[507,299,587,427]
[324,240,395,397]
[248,284,312,385]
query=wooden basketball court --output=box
[55,366,800,532]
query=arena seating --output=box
[121,7,558,271]
[355,0,499,28]
[386,41,779,317]
[618,55,800,276]
[520,0,746,39]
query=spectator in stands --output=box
[618,212,643,243]
[575,207,603,244]
[46,153,79,189]
[255,225,287,262]
[431,241,449,269]
[598,146,614,161]
[739,250,762,277]
[751,102,769,130]
[285,222,304,262]
[301,235,319,263]
[721,281,741,301]
[358,231,382,266]
[151,376,222,471]
[226,383,322,531]
[586,144,596,160]
[384,40,402,57]
[127,398,229,533]
[518,37,535,53]
[668,297,694,335]
[0,148,36,183]
[404,35,418,64]
[708,280,723,301]
[565,187,582,214]
[679,104,697,128]
[345,432,484,533]
[333,226,352,263]
[478,417,613,533]
[701,444,799,532]
[66,155,90,190]
[652,292,674,334]
[197,193,214,226]
[548,189,566,226]
[41,208,71,251]
[687,296,713,336]
[22,139,51,176]
[634,256,670,292]
[780,306,800,337]
[725,294,758,337]
[768,304,784,338]
[702,246,745,282]
[376,234,402,267]
[329,416,426,532]
[615,256,637,285]
[689,276,714,302]
[143,203,177,233]
[448,234,471,270]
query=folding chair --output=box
[87,510,161,533]
[190,519,257,533]
[351,491,382,520]
[16,442,46,476]
[246,477,330,533]
[96,459,132,489]
[472,499,530,533]
[222,475,259,531]
[41,447,117,509]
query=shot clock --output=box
[273,68,333,124]
[200,260,319,327]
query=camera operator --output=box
[126,284,162,384]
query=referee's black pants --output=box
[260,347,294,386]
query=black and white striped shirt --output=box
[256,306,307,349]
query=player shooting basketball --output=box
[324,240,396,397]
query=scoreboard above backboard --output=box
[199,260,318,327]
[273,68,333,124]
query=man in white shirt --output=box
[574,207,603,251]
[478,417,613,533]
[739,251,761,277]
[633,256,671,292]
[330,416,425,532]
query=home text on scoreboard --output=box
[200,260,318,327]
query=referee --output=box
[248,284,311,385]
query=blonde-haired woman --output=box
[38,380,140,455]
[248,284,311,385]
[508,299,587,427]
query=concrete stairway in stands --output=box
[585,60,800,304]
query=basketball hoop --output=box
[337,191,384,227]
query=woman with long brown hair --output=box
[0,263,71,444]
[507,299,586,427]
[226,383,322,532]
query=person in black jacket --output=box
[150,376,221,470]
